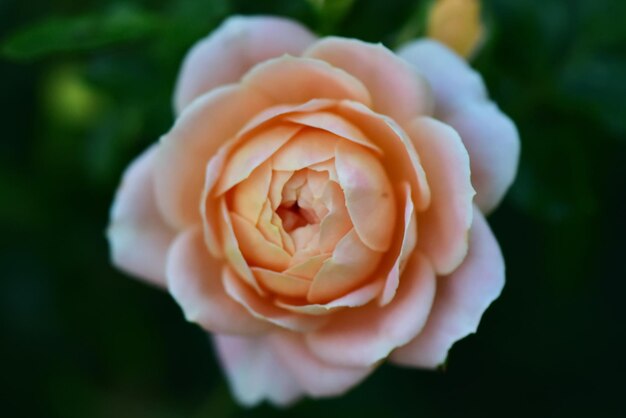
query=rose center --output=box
[275,169,330,235]
[276,202,319,232]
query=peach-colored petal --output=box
[318,181,352,253]
[308,159,339,182]
[380,182,417,305]
[270,332,373,397]
[230,161,273,224]
[222,268,325,332]
[238,99,336,138]
[397,39,486,116]
[444,101,520,214]
[284,111,382,155]
[213,334,303,407]
[230,212,291,271]
[405,117,474,275]
[306,170,329,199]
[252,267,311,299]
[200,146,231,258]
[167,227,270,334]
[306,253,436,367]
[284,254,330,280]
[307,229,383,304]
[276,279,384,315]
[242,55,372,107]
[391,209,504,368]
[217,198,262,293]
[305,37,433,122]
[271,129,338,171]
[174,15,316,113]
[156,84,272,229]
[335,140,396,252]
[268,170,293,210]
[107,146,176,287]
[335,100,431,211]
[257,200,285,248]
[215,123,302,195]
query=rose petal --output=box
[444,101,520,214]
[276,279,384,315]
[252,267,312,299]
[335,101,431,211]
[308,159,339,182]
[215,123,302,195]
[167,227,270,334]
[271,128,338,171]
[380,182,417,305]
[397,39,486,116]
[242,55,372,107]
[156,84,272,229]
[230,161,273,224]
[305,37,433,122]
[107,146,176,287]
[405,117,475,275]
[230,212,291,271]
[284,111,382,155]
[223,268,325,332]
[335,140,396,252]
[174,15,316,113]
[306,252,436,367]
[284,254,330,280]
[269,170,294,210]
[257,200,285,248]
[270,332,373,397]
[391,209,504,368]
[217,198,262,293]
[318,181,353,253]
[213,334,303,407]
[307,229,383,304]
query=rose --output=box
[107,15,519,406]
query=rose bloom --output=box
[107,16,519,406]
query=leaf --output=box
[1,6,163,60]
[307,0,357,33]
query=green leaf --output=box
[1,6,163,60]
[307,0,357,33]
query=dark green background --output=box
[2,0,625,417]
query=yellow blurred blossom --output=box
[426,0,485,58]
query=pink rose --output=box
[107,15,519,406]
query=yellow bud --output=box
[426,0,485,59]
[43,65,105,128]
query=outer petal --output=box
[270,332,373,397]
[444,101,520,213]
[397,39,486,116]
[242,56,372,107]
[405,117,475,275]
[305,37,433,122]
[398,40,520,213]
[306,253,436,367]
[156,85,272,229]
[213,334,303,407]
[391,209,505,368]
[107,146,176,287]
[167,227,270,334]
[174,15,316,113]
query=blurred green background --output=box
[2,0,625,417]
